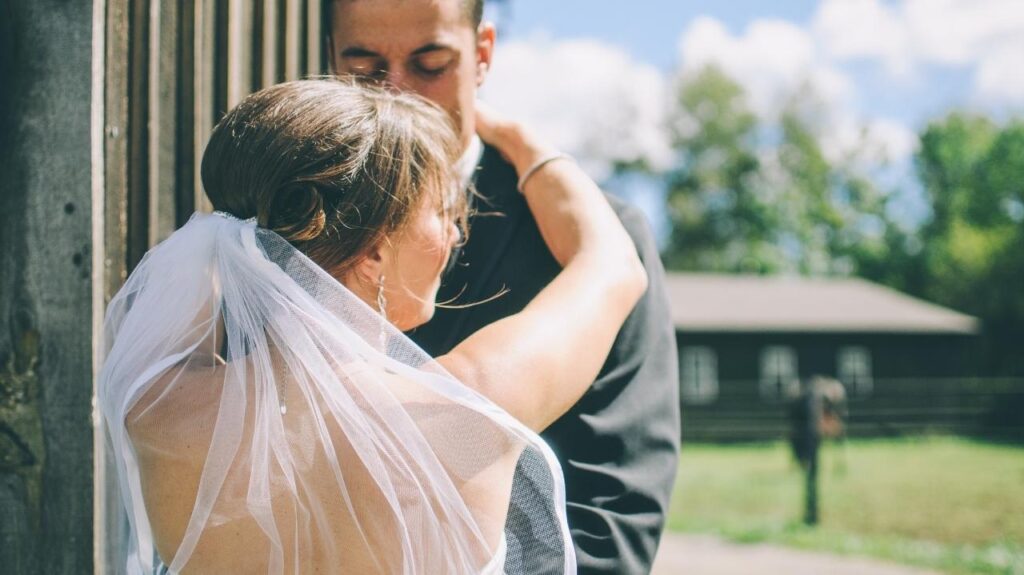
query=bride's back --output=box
[126,355,515,574]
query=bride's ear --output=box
[349,242,388,290]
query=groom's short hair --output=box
[324,0,484,30]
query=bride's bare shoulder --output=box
[334,358,451,405]
[124,355,225,441]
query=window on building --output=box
[681,347,718,404]
[760,346,799,400]
[838,346,873,396]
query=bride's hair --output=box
[200,78,465,277]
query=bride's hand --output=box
[473,101,507,149]
[444,103,648,432]
[475,103,555,176]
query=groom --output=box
[327,1,680,572]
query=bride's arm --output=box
[436,107,648,432]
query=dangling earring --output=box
[376,274,388,320]
[376,275,388,349]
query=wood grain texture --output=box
[150,0,180,244]
[0,1,97,572]
[193,0,217,213]
[0,2,335,571]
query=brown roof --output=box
[665,273,980,334]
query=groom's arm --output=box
[543,197,681,575]
[411,147,682,573]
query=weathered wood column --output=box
[0,1,101,572]
[0,1,330,571]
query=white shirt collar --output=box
[457,135,485,189]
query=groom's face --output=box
[329,0,495,150]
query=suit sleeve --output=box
[544,197,681,575]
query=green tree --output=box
[663,66,899,277]
[913,114,1024,374]
[663,65,782,272]
[778,102,910,279]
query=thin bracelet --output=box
[517,152,573,194]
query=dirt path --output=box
[651,533,944,575]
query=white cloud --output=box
[974,38,1024,107]
[813,0,1024,106]
[903,0,1024,66]
[676,3,1024,163]
[678,17,852,120]
[676,16,874,163]
[865,119,920,164]
[823,117,919,169]
[813,0,911,76]
[480,36,672,181]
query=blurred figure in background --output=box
[789,376,847,525]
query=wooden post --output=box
[193,0,217,213]
[284,0,303,80]
[260,0,282,87]
[226,0,255,109]
[0,1,99,572]
[306,0,323,76]
[149,0,181,245]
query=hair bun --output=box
[202,79,464,278]
[269,183,326,243]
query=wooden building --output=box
[668,273,1023,441]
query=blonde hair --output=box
[201,78,466,277]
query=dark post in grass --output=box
[789,376,847,526]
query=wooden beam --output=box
[105,0,130,289]
[226,0,254,109]
[94,0,136,570]
[193,0,216,213]
[126,0,151,271]
[283,0,302,80]
[148,0,180,244]
[176,0,197,223]
[306,0,322,76]
[259,0,280,87]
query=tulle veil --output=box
[98,211,575,574]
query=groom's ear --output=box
[475,22,496,86]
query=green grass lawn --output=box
[667,436,1024,574]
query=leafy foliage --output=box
[664,66,777,272]
[663,66,898,277]
[658,67,1024,374]
[911,115,1024,374]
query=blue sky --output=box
[495,0,818,71]
[479,1,1024,240]
[494,0,1022,127]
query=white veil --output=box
[98,211,575,574]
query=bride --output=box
[98,78,646,574]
